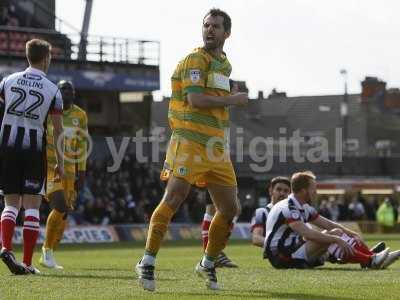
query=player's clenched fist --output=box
[230,92,248,106]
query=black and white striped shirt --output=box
[250,203,273,237]
[0,67,63,152]
[263,194,319,257]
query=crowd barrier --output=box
[11,223,251,244]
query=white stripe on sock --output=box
[24,209,39,219]
[1,216,16,223]
[203,213,213,222]
[24,221,39,227]
[23,226,40,232]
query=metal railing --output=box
[71,34,160,65]
[0,26,160,65]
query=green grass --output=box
[1,235,400,300]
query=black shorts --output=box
[265,252,325,269]
[205,191,213,205]
[1,149,46,195]
[264,243,324,269]
[267,254,313,269]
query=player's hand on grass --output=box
[337,238,354,258]
[230,92,248,106]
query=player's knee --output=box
[51,192,68,213]
[54,205,68,214]
[163,189,187,211]
[22,195,42,209]
[218,201,239,221]
[328,228,343,236]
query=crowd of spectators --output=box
[0,3,22,27]
[0,2,69,59]
[316,192,399,223]
[67,153,207,225]
[1,153,399,226]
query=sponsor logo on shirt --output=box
[23,73,42,81]
[25,180,41,189]
[213,73,230,91]
[177,166,188,176]
[207,72,230,92]
[190,69,201,83]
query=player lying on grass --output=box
[264,171,400,270]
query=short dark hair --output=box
[270,176,291,190]
[58,80,74,90]
[26,39,51,64]
[204,8,232,33]
[291,171,316,193]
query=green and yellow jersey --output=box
[46,104,88,182]
[168,47,232,150]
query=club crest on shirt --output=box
[190,69,201,83]
[291,211,300,220]
[177,166,188,176]
[72,118,79,126]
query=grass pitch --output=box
[0,235,399,300]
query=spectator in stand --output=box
[28,148,399,226]
[364,196,379,221]
[318,199,332,219]
[376,198,396,233]
[337,196,349,221]
[6,4,19,26]
[348,195,366,220]
[389,197,398,223]
[327,196,340,222]
[0,6,10,25]
[239,194,256,221]
[0,4,19,27]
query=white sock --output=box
[142,254,156,266]
[201,255,214,268]
[328,243,344,259]
[340,233,357,247]
[203,213,213,222]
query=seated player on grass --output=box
[251,176,291,247]
[264,171,400,270]
[252,176,386,257]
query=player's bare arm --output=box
[289,220,354,257]
[187,92,248,108]
[51,114,64,178]
[251,227,264,247]
[311,215,366,247]
[76,113,88,190]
